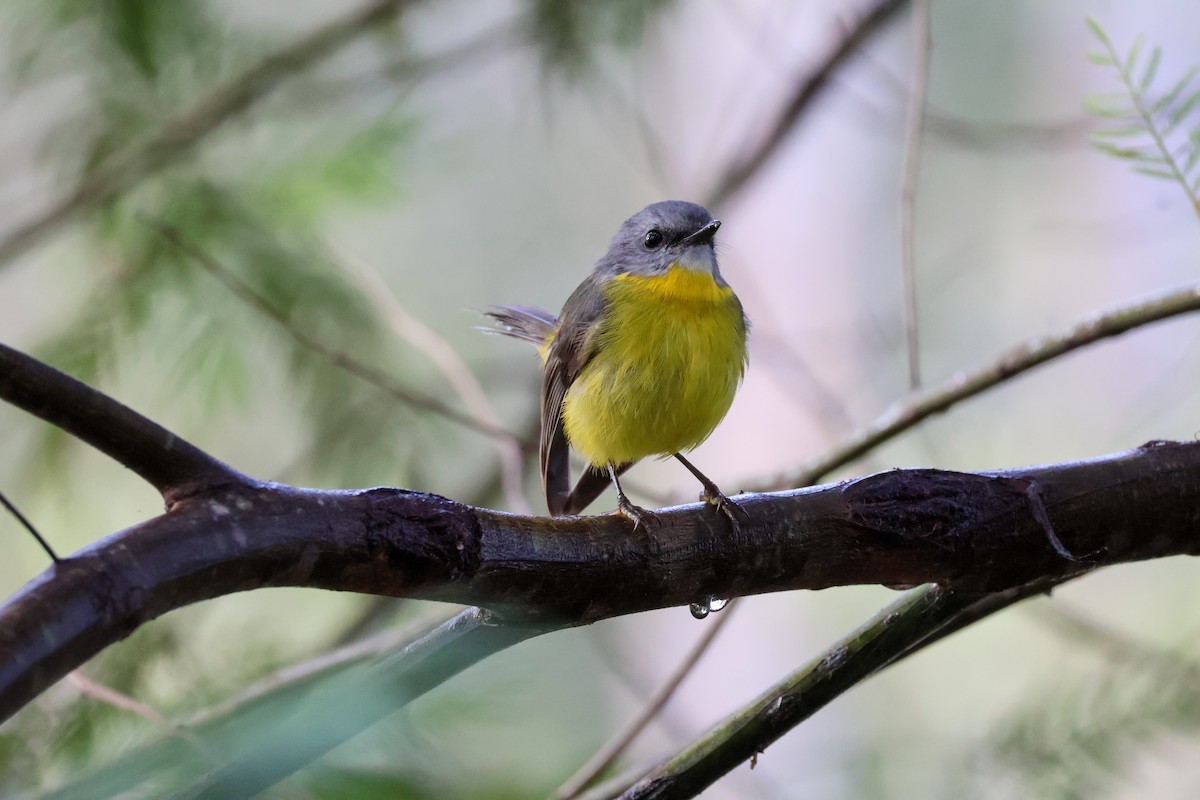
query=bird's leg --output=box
[673,453,743,530]
[609,462,656,530]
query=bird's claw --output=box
[701,489,745,533]
[617,498,658,531]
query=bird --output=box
[485,200,748,528]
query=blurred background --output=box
[2,0,1200,797]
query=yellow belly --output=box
[562,266,747,466]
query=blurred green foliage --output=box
[524,0,673,78]
[959,624,1200,800]
[1086,19,1200,210]
[0,0,673,796]
[5,2,1200,799]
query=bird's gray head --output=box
[596,200,725,284]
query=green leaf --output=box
[1124,34,1145,78]
[1083,105,1134,121]
[1151,66,1197,114]
[1089,125,1147,139]
[1166,88,1200,134]
[1140,46,1162,90]
[1185,130,1200,174]
[1133,165,1180,180]
[1085,16,1112,47]
[1087,50,1115,66]
[1090,141,1150,160]
[1082,93,1133,118]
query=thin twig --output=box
[704,0,909,208]
[606,576,1079,800]
[752,281,1200,491]
[0,488,59,563]
[0,344,245,501]
[899,0,931,389]
[553,603,740,800]
[67,671,216,761]
[338,255,530,513]
[184,609,555,799]
[187,607,459,728]
[68,671,170,725]
[0,0,418,272]
[569,279,1200,797]
[146,219,517,442]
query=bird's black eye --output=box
[644,229,664,249]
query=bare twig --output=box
[620,279,1200,794]
[899,0,931,389]
[185,608,553,799]
[0,0,418,272]
[338,255,530,512]
[0,488,59,563]
[0,345,246,503]
[43,608,462,800]
[553,603,740,799]
[606,578,1074,800]
[704,0,909,208]
[66,671,216,762]
[147,219,517,441]
[67,671,169,726]
[6,334,1200,791]
[752,281,1200,491]
[189,607,458,727]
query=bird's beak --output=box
[677,219,721,247]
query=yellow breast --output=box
[562,266,747,466]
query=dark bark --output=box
[3,436,1200,723]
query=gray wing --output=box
[541,274,608,515]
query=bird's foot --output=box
[700,486,745,533]
[616,497,658,531]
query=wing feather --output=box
[541,274,608,514]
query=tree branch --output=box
[148,219,518,441]
[704,0,909,208]
[0,343,248,503]
[899,0,931,389]
[752,281,1200,490]
[0,0,417,271]
[4,339,1200,794]
[603,578,1071,800]
[3,394,1199,726]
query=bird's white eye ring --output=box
[644,229,664,249]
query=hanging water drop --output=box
[707,597,729,613]
[689,602,709,619]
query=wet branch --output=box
[0,343,248,504]
[1,340,1199,794]
[3,337,1200,728]
[605,579,1070,800]
[752,281,1200,491]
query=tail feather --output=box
[482,305,558,346]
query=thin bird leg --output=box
[673,453,743,528]
[609,462,656,530]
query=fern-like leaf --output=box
[1086,18,1200,217]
